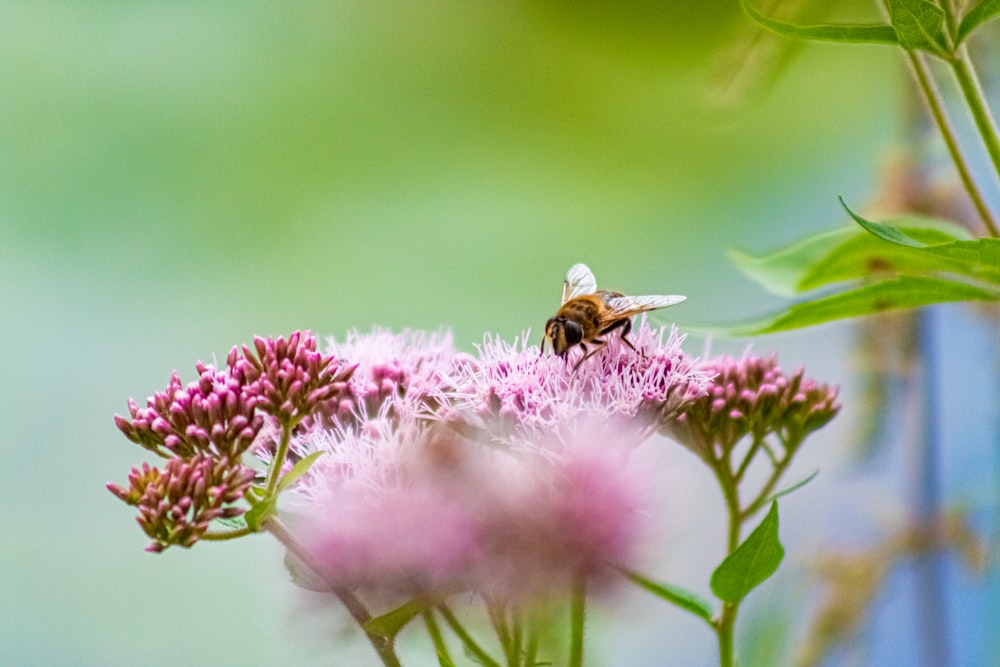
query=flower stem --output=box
[200,526,253,541]
[716,601,740,667]
[950,48,1000,204]
[568,574,587,667]
[264,517,402,667]
[438,603,502,667]
[905,49,999,236]
[422,609,453,665]
[264,421,294,494]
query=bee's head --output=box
[544,316,582,357]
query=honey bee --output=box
[541,263,685,370]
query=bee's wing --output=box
[561,263,598,304]
[605,294,686,318]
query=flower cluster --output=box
[239,331,356,428]
[281,320,707,600]
[110,331,350,552]
[439,322,709,457]
[108,454,256,553]
[114,363,264,460]
[664,353,841,464]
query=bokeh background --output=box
[3,2,996,665]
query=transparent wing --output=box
[561,263,598,304]
[605,294,686,317]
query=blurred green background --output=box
[1,2,900,665]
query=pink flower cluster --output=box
[110,331,351,552]
[284,321,708,600]
[664,353,841,463]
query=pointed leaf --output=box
[364,599,431,639]
[729,227,860,297]
[843,200,1000,284]
[886,0,948,55]
[957,0,1000,44]
[618,568,715,624]
[765,469,820,505]
[277,450,324,493]
[740,0,898,44]
[711,502,784,603]
[723,275,999,335]
[244,494,277,532]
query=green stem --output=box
[264,517,402,667]
[568,574,587,667]
[906,49,999,236]
[716,601,740,667]
[438,603,503,667]
[264,421,294,494]
[950,48,1000,211]
[740,444,795,521]
[200,526,253,541]
[423,609,453,665]
[714,457,745,667]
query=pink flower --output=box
[107,453,255,553]
[664,353,841,463]
[115,363,264,460]
[437,320,709,455]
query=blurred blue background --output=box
[4,2,995,666]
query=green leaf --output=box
[886,0,948,55]
[711,502,784,603]
[618,568,715,624]
[842,200,1000,284]
[364,599,431,639]
[244,494,277,532]
[957,0,1000,44]
[276,450,324,493]
[724,275,1000,335]
[729,227,860,297]
[213,515,248,530]
[740,0,898,44]
[765,469,820,505]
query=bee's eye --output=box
[563,320,582,345]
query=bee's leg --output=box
[572,340,606,371]
[539,335,547,356]
[600,318,639,353]
[618,318,638,353]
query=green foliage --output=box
[886,0,948,55]
[710,502,784,604]
[618,568,715,625]
[244,485,277,532]
[738,0,898,45]
[957,0,1000,44]
[724,202,1000,335]
[277,451,325,493]
[364,599,431,640]
[764,469,820,505]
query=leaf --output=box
[842,200,1000,284]
[765,470,820,504]
[244,494,277,532]
[957,0,1000,44]
[724,275,999,335]
[729,227,860,297]
[886,0,948,55]
[618,568,715,624]
[364,599,430,639]
[711,502,784,603]
[276,450,324,493]
[213,515,248,530]
[740,0,899,44]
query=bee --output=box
[541,263,685,370]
